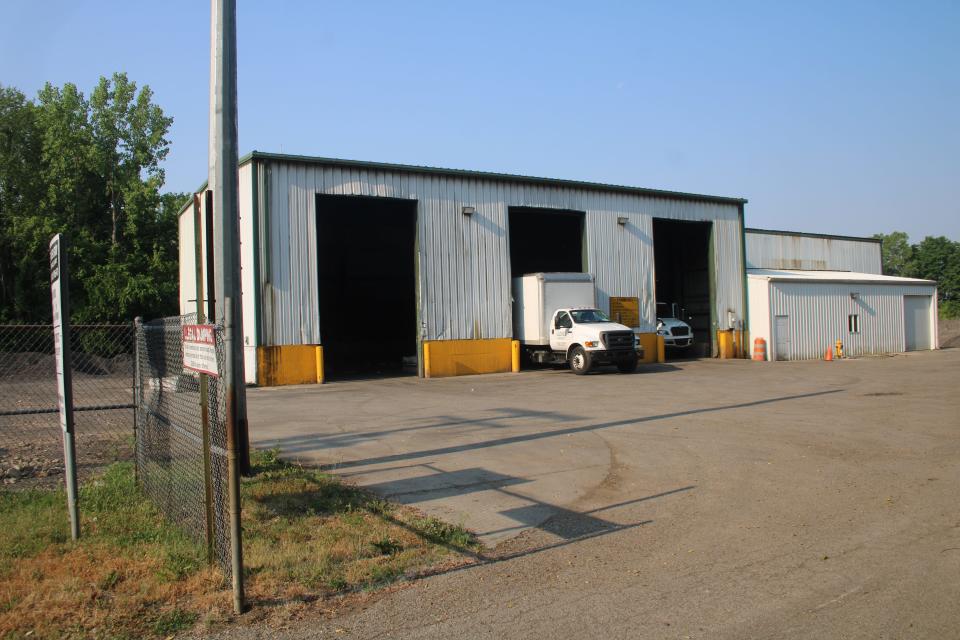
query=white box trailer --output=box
[512,272,596,345]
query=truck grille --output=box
[601,331,635,350]
[670,326,689,337]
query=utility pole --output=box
[210,0,245,614]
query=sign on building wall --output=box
[183,324,219,377]
[609,296,640,328]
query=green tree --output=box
[910,236,960,319]
[0,85,44,321]
[872,231,913,276]
[0,74,182,323]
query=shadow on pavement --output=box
[285,389,845,471]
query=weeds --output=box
[1,449,481,639]
[152,608,199,635]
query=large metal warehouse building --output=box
[745,229,938,360]
[178,152,749,384]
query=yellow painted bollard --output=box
[315,346,324,384]
[657,335,665,363]
[511,340,521,373]
[423,342,432,378]
[718,330,734,359]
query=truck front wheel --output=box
[569,346,592,375]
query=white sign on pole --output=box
[49,236,72,433]
[183,324,219,377]
[50,233,79,540]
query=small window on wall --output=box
[848,314,860,334]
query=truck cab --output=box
[550,307,638,374]
[656,302,694,348]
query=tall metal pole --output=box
[211,0,245,613]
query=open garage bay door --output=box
[653,219,713,358]
[508,207,586,277]
[316,195,418,379]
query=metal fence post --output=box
[133,317,142,487]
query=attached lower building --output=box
[747,269,938,361]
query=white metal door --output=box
[774,315,790,361]
[903,295,932,351]
[550,311,573,353]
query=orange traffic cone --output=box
[824,346,833,361]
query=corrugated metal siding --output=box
[746,232,882,273]
[767,281,937,360]
[258,159,745,346]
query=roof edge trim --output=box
[240,151,748,206]
[746,227,881,244]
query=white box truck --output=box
[512,272,641,374]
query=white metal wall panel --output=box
[238,163,257,383]
[257,159,745,346]
[767,281,937,360]
[746,231,882,273]
[746,276,771,358]
[178,206,196,315]
[177,195,212,317]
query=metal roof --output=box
[746,227,881,244]
[240,151,748,206]
[747,268,935,285]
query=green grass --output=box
[0,463,205,580]
[0,450,481,638]
[241,449,481,597]
[151,608,199,635]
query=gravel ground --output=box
[0,362,134,489]
[196,348,959,640]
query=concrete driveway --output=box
[239,350,960,639]
[250,354,899,548]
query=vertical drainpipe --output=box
[708,221,717,357]
[739,202,750,357]
[251,157,262,350]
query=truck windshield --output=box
[570,309,611,323]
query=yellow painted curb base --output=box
[636,333,662,364]
[423,338,513,378]
[257,345,324,386]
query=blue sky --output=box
[2,1,958,241]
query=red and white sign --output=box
[182,324,219,377]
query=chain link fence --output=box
[134,314,234,576]
[0,323,134,486]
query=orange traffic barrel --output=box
[752,337,766,361]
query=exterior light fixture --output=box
[617,216,628,226]
[850,292,860,300]
[462,206,475,216]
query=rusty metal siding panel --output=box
[766,280,937,360]
[746,231,882,273]
[256,160,744,345]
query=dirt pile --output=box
[940,318,960,349]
